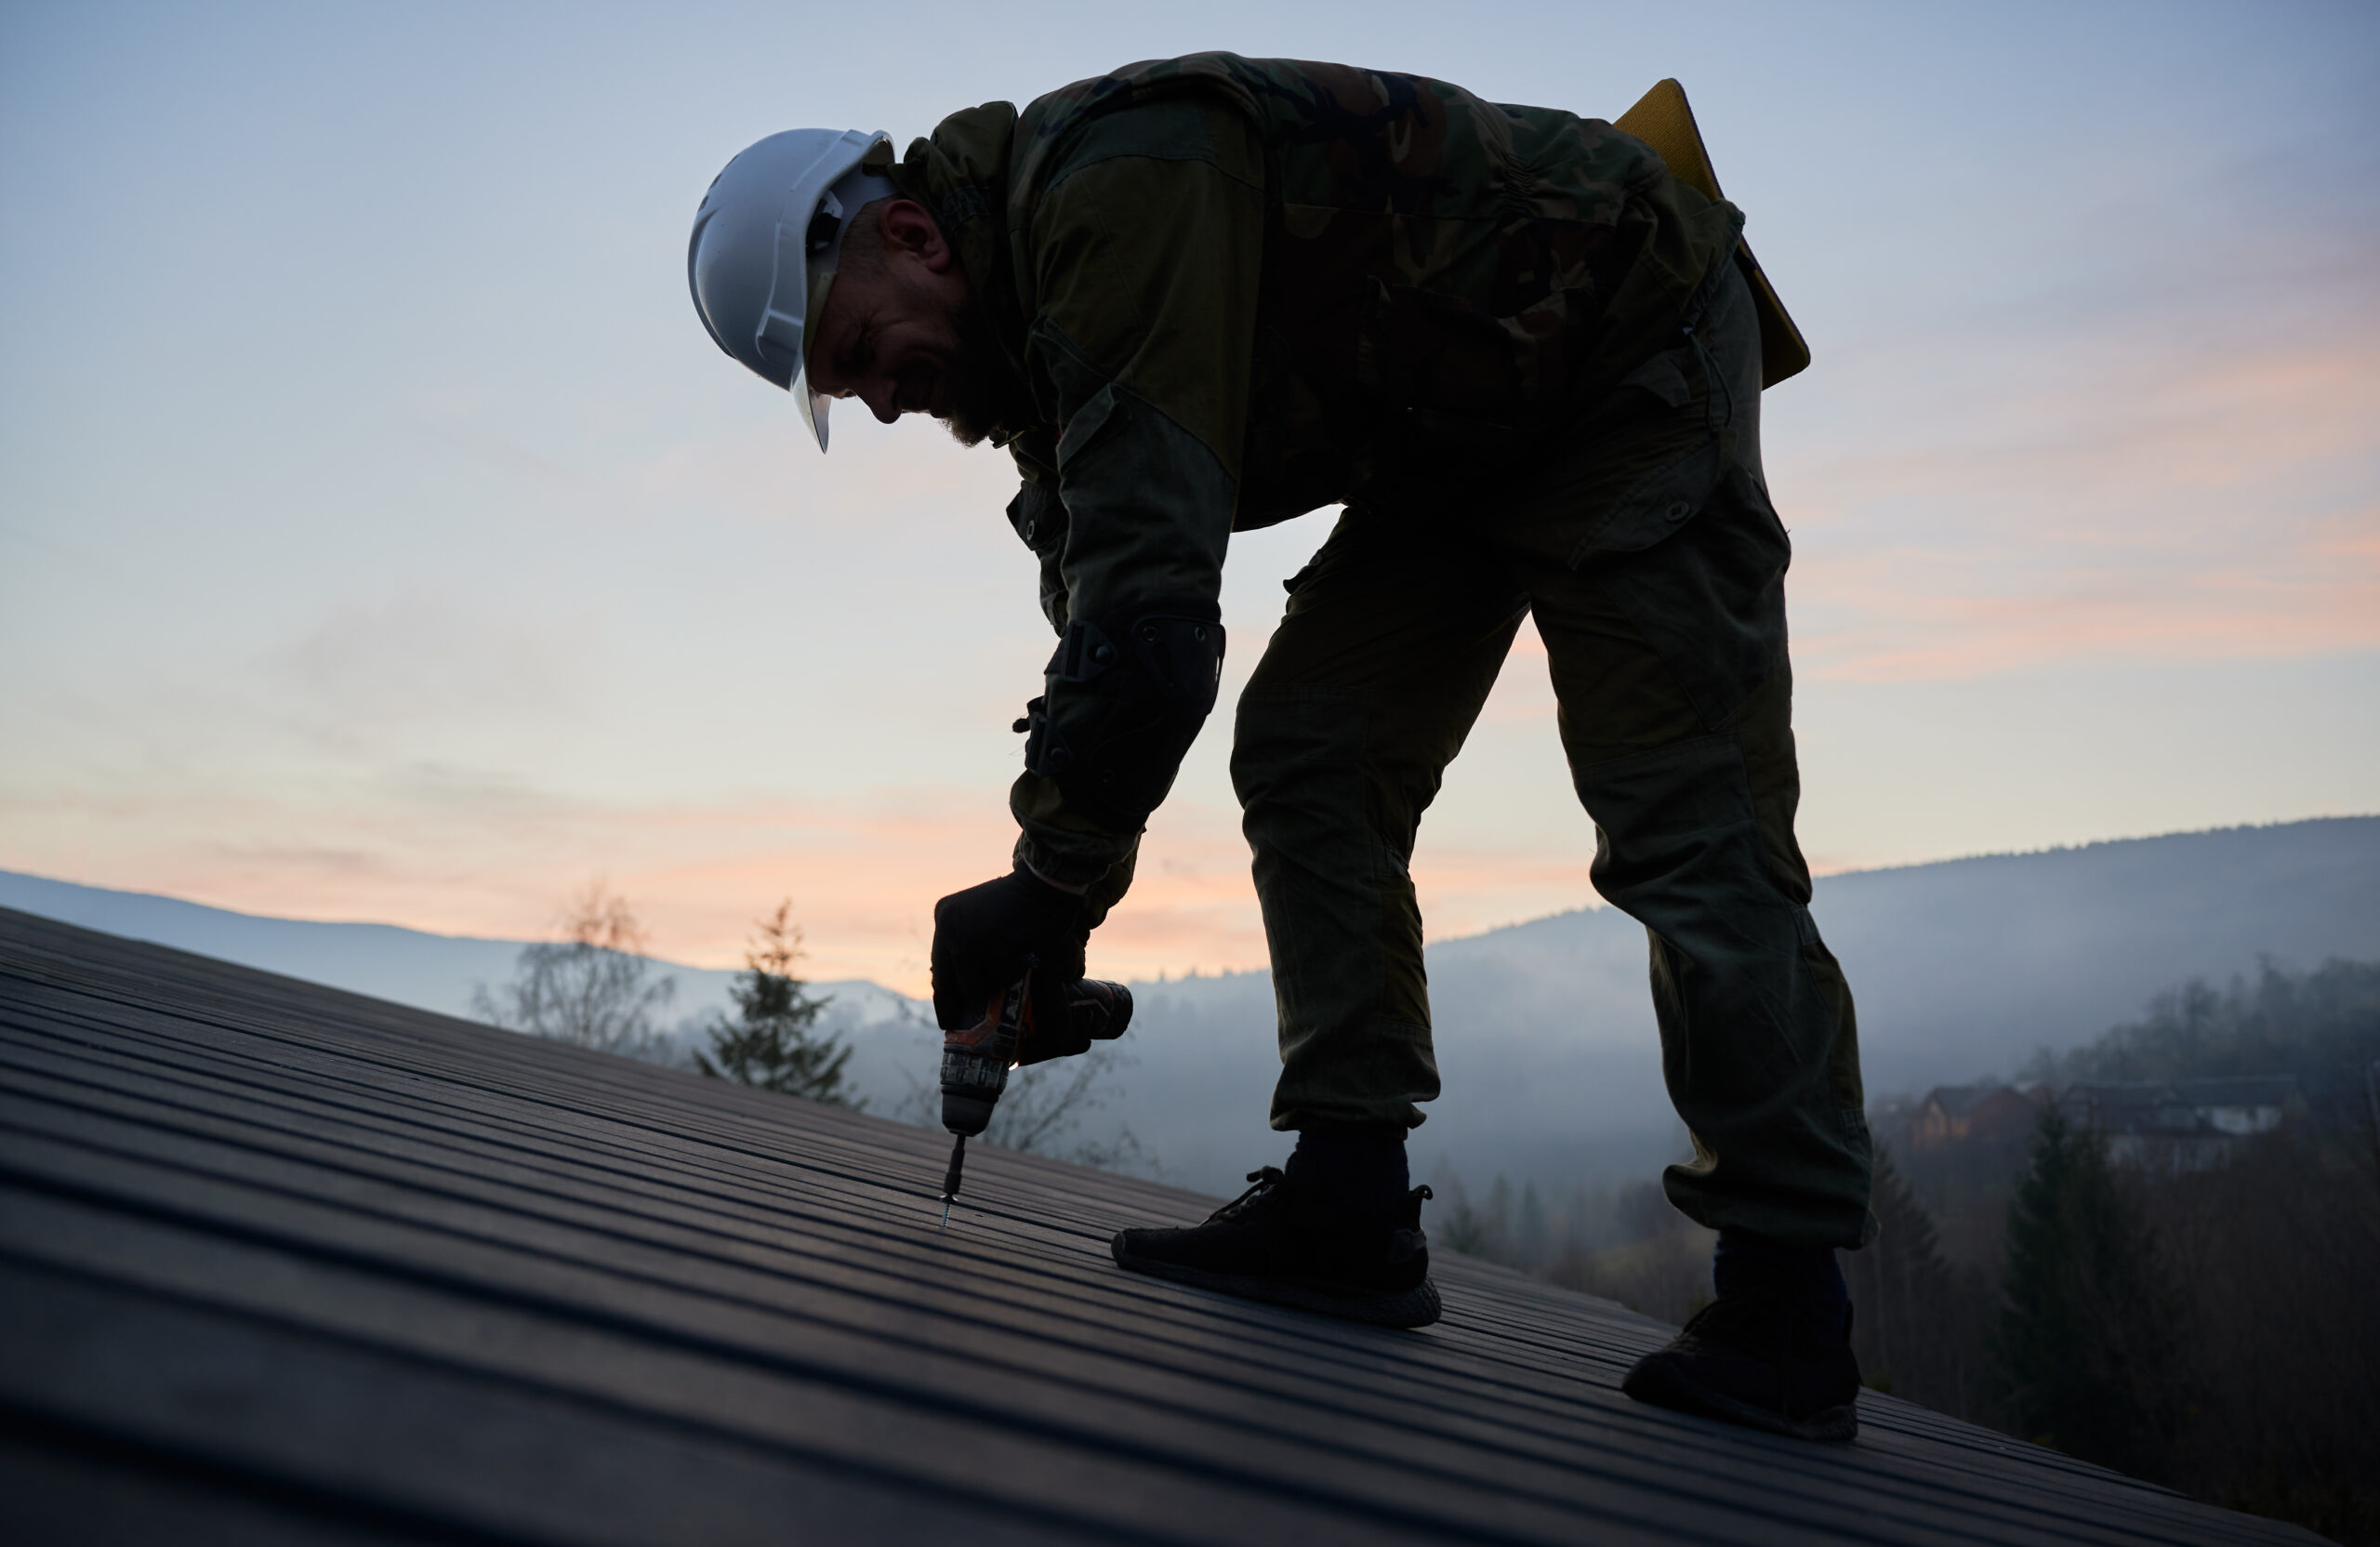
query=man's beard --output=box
[936,294,1034,448]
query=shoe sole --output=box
[1110,1236,1442,1329]
[1620,1353,1858,1443]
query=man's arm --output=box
[1008,95,1267,900]
[933,95,1263,1032]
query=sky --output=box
[3,1,2375,995]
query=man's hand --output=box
[930,867,1091,1032]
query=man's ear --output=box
[878,200,954,272]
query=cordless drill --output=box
[936,965,1133,1225]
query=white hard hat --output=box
[688,128,898,451]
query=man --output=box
[689,54,1875,1441]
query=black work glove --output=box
[930,867,1089,1033]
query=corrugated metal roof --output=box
[0,907,2319,1545]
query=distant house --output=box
[2057,1077,2305,1170]
[1910,1083,2048,1150]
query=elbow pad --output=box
[1019,598,1225,834]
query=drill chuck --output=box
[941,1090,1000,1139]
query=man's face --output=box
[804,200,1019,446]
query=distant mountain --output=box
[0,868,917,1049]
[6,815,2375,1197]
[1413,815,2380,1191]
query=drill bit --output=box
[938,1132,968,1229]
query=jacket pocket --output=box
[1006,482,1066,555]
[1006,482,1072,632]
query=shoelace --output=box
[1205,1170,1435,1227]
[1207,1166,1287,1223]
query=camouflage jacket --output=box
[889,55,1744,892]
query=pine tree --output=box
[1516,1181,1551,1271]
[1995,1104,2181,1476]
[1432,1170,1490,1255]
[1483,1175,1516,1263]
[694,902,857,1106]
[1847,1145,1989,1418]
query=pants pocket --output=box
[1601,463,1791,731]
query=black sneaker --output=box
[1620,1287,1861,1441]
[1111,1167,1441,1328]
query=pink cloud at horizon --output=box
[8,768,1653,997]
[1774,326,2380,683]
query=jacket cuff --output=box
[1010,773,1140,926]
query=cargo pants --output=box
[1230,261,1875,1249]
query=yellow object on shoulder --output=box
[1615,79,1813,389]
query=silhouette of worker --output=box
[690,55,1874,1441]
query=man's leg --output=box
[1236,510,1527,1134]
[1109,506,1526,1327]
[1532,563,1871,1250]
[1513,259,1871,1436]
